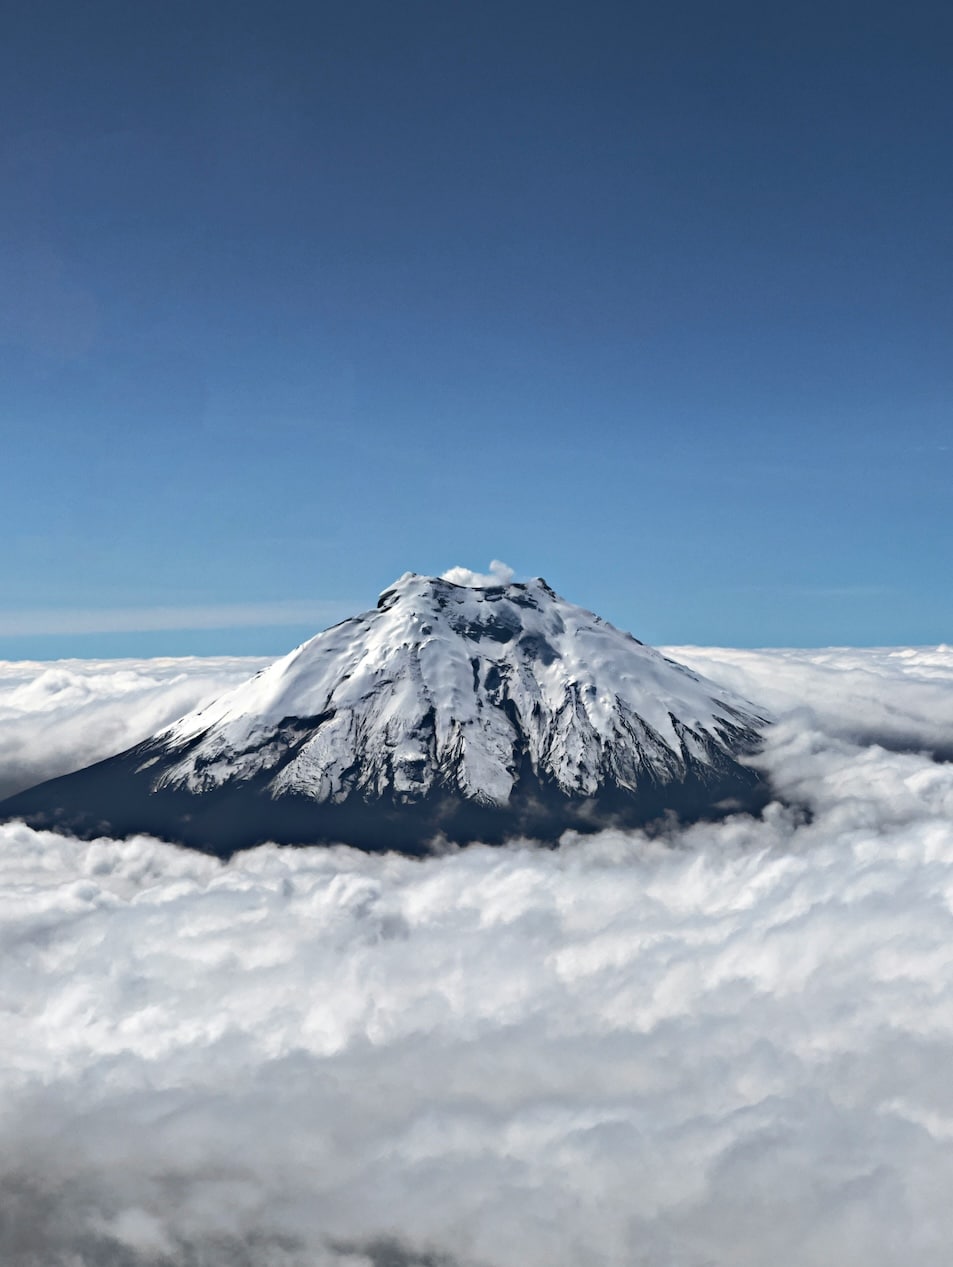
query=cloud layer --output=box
[665,643,953,758]
[2,645,953,1265]
[0,656,267,799]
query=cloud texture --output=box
[664,643,953,757]
[0,656,267,799]
[2,645,953,1265]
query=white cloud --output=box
[0,656,267,798]
[2,646,953,1264]
[440,561,515,587]
[663,643,953,756]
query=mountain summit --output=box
[0,572,771,853]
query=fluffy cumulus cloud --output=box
[2,646,953,1265]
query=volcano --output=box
[0,572,771,853]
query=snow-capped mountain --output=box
[0,572,771,852]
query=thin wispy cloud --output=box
[723,584,894,599]
[0,599,355,637]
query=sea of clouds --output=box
[3,645,953,1266]
[0,656,269,802]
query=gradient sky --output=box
[3,0,952,657]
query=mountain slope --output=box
[0,573,772,853]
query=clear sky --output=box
[2,0,951,657]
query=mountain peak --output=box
[376,569,555,616]
[0,572,771,854]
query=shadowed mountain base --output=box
[0,734,770,857]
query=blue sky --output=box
[2,0,952,656]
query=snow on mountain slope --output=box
[150,572,768,807]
